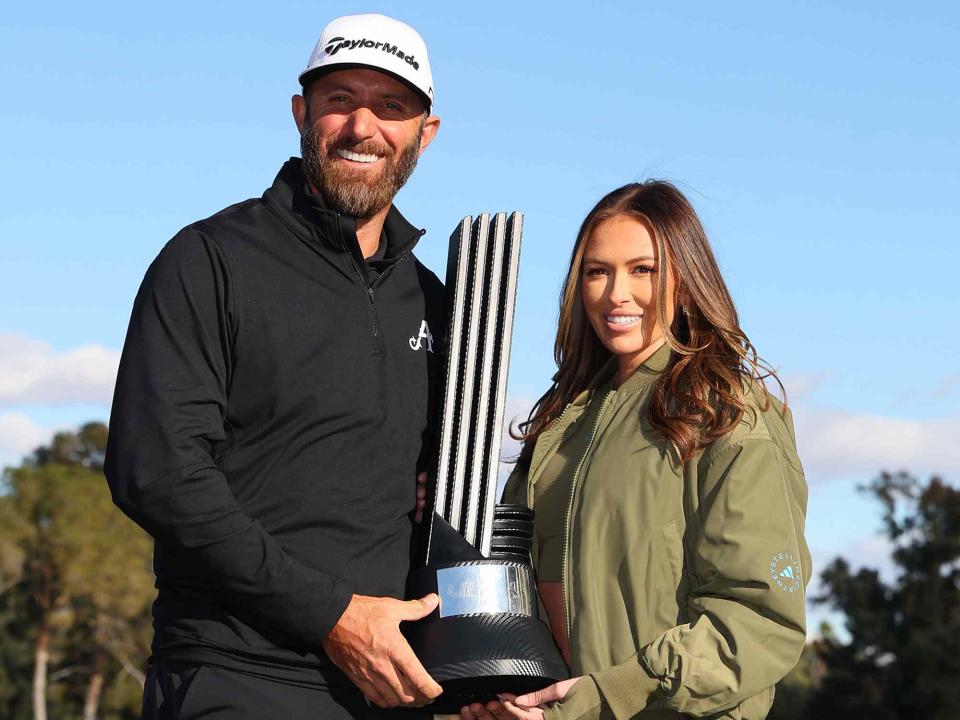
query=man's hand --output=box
[323,593,443,708]
[414,472,428,523]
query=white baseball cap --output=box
[299,14,435,110]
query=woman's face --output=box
[580,214,676,377]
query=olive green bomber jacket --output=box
[503,345,811,719]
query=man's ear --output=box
[417,115,441,155]
[292,94,308,134]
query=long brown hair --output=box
[515,180,783,467]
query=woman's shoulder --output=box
[701,380,800,467]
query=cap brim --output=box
[298,62,432,111]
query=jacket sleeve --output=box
[550,435,810,719]
[104,230,353,647]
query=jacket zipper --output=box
[365,287,379,340]
[561,390,613,675]
[336,216,381,349]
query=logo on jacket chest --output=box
[408,320,434,353]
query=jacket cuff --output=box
[591,656,661,718]
[543,677,603,720]
[307,580,354,646]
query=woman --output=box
[461,181,810,720]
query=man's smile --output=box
[335,148,383,164]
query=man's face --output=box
[293,68,440,218]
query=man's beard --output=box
[300,122,424,218]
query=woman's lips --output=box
[605,313,642,330]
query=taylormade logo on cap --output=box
[299,14,435,108]
[323,36,421,71]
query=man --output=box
[105,14,446,719]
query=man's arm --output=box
[105,230,440,707]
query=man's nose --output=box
[342,106,378,141]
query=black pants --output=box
[142,660,430,720]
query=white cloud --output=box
[0,413,50,468]
[781,372,832,402]
[794,406,960,480]
[0,334,120,405]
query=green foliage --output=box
[0,423,153,719]
[29,421,108,471]
[0,587,33,719]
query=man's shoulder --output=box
[145,196,272,279]
[160,193,285,264]
[188,196,271,240]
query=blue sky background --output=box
[1,2,958,633]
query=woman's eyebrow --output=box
[583,255,655,264]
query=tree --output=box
[30,422,108,472]
[0,423,153,720]
[804,472,960,719]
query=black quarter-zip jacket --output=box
[105,159,445,685]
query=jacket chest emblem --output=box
[408,320,434,353]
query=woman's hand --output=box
[459,678,582,720]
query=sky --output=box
[1,2,958,633]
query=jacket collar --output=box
[615,341,673,395]
[570,341,674,408]
[262,158,425,260]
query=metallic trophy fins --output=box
[432,217,471,524]
[408,213,569,713]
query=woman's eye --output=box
[633,265,655,274]
[584,267,607,277]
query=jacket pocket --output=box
[658,520,684,588]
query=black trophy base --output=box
[403,612,569,712]
[404,512,569,713]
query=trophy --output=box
[404,213,569,712]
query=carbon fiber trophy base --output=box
[403,613,569,709]
[405,512,568,713]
